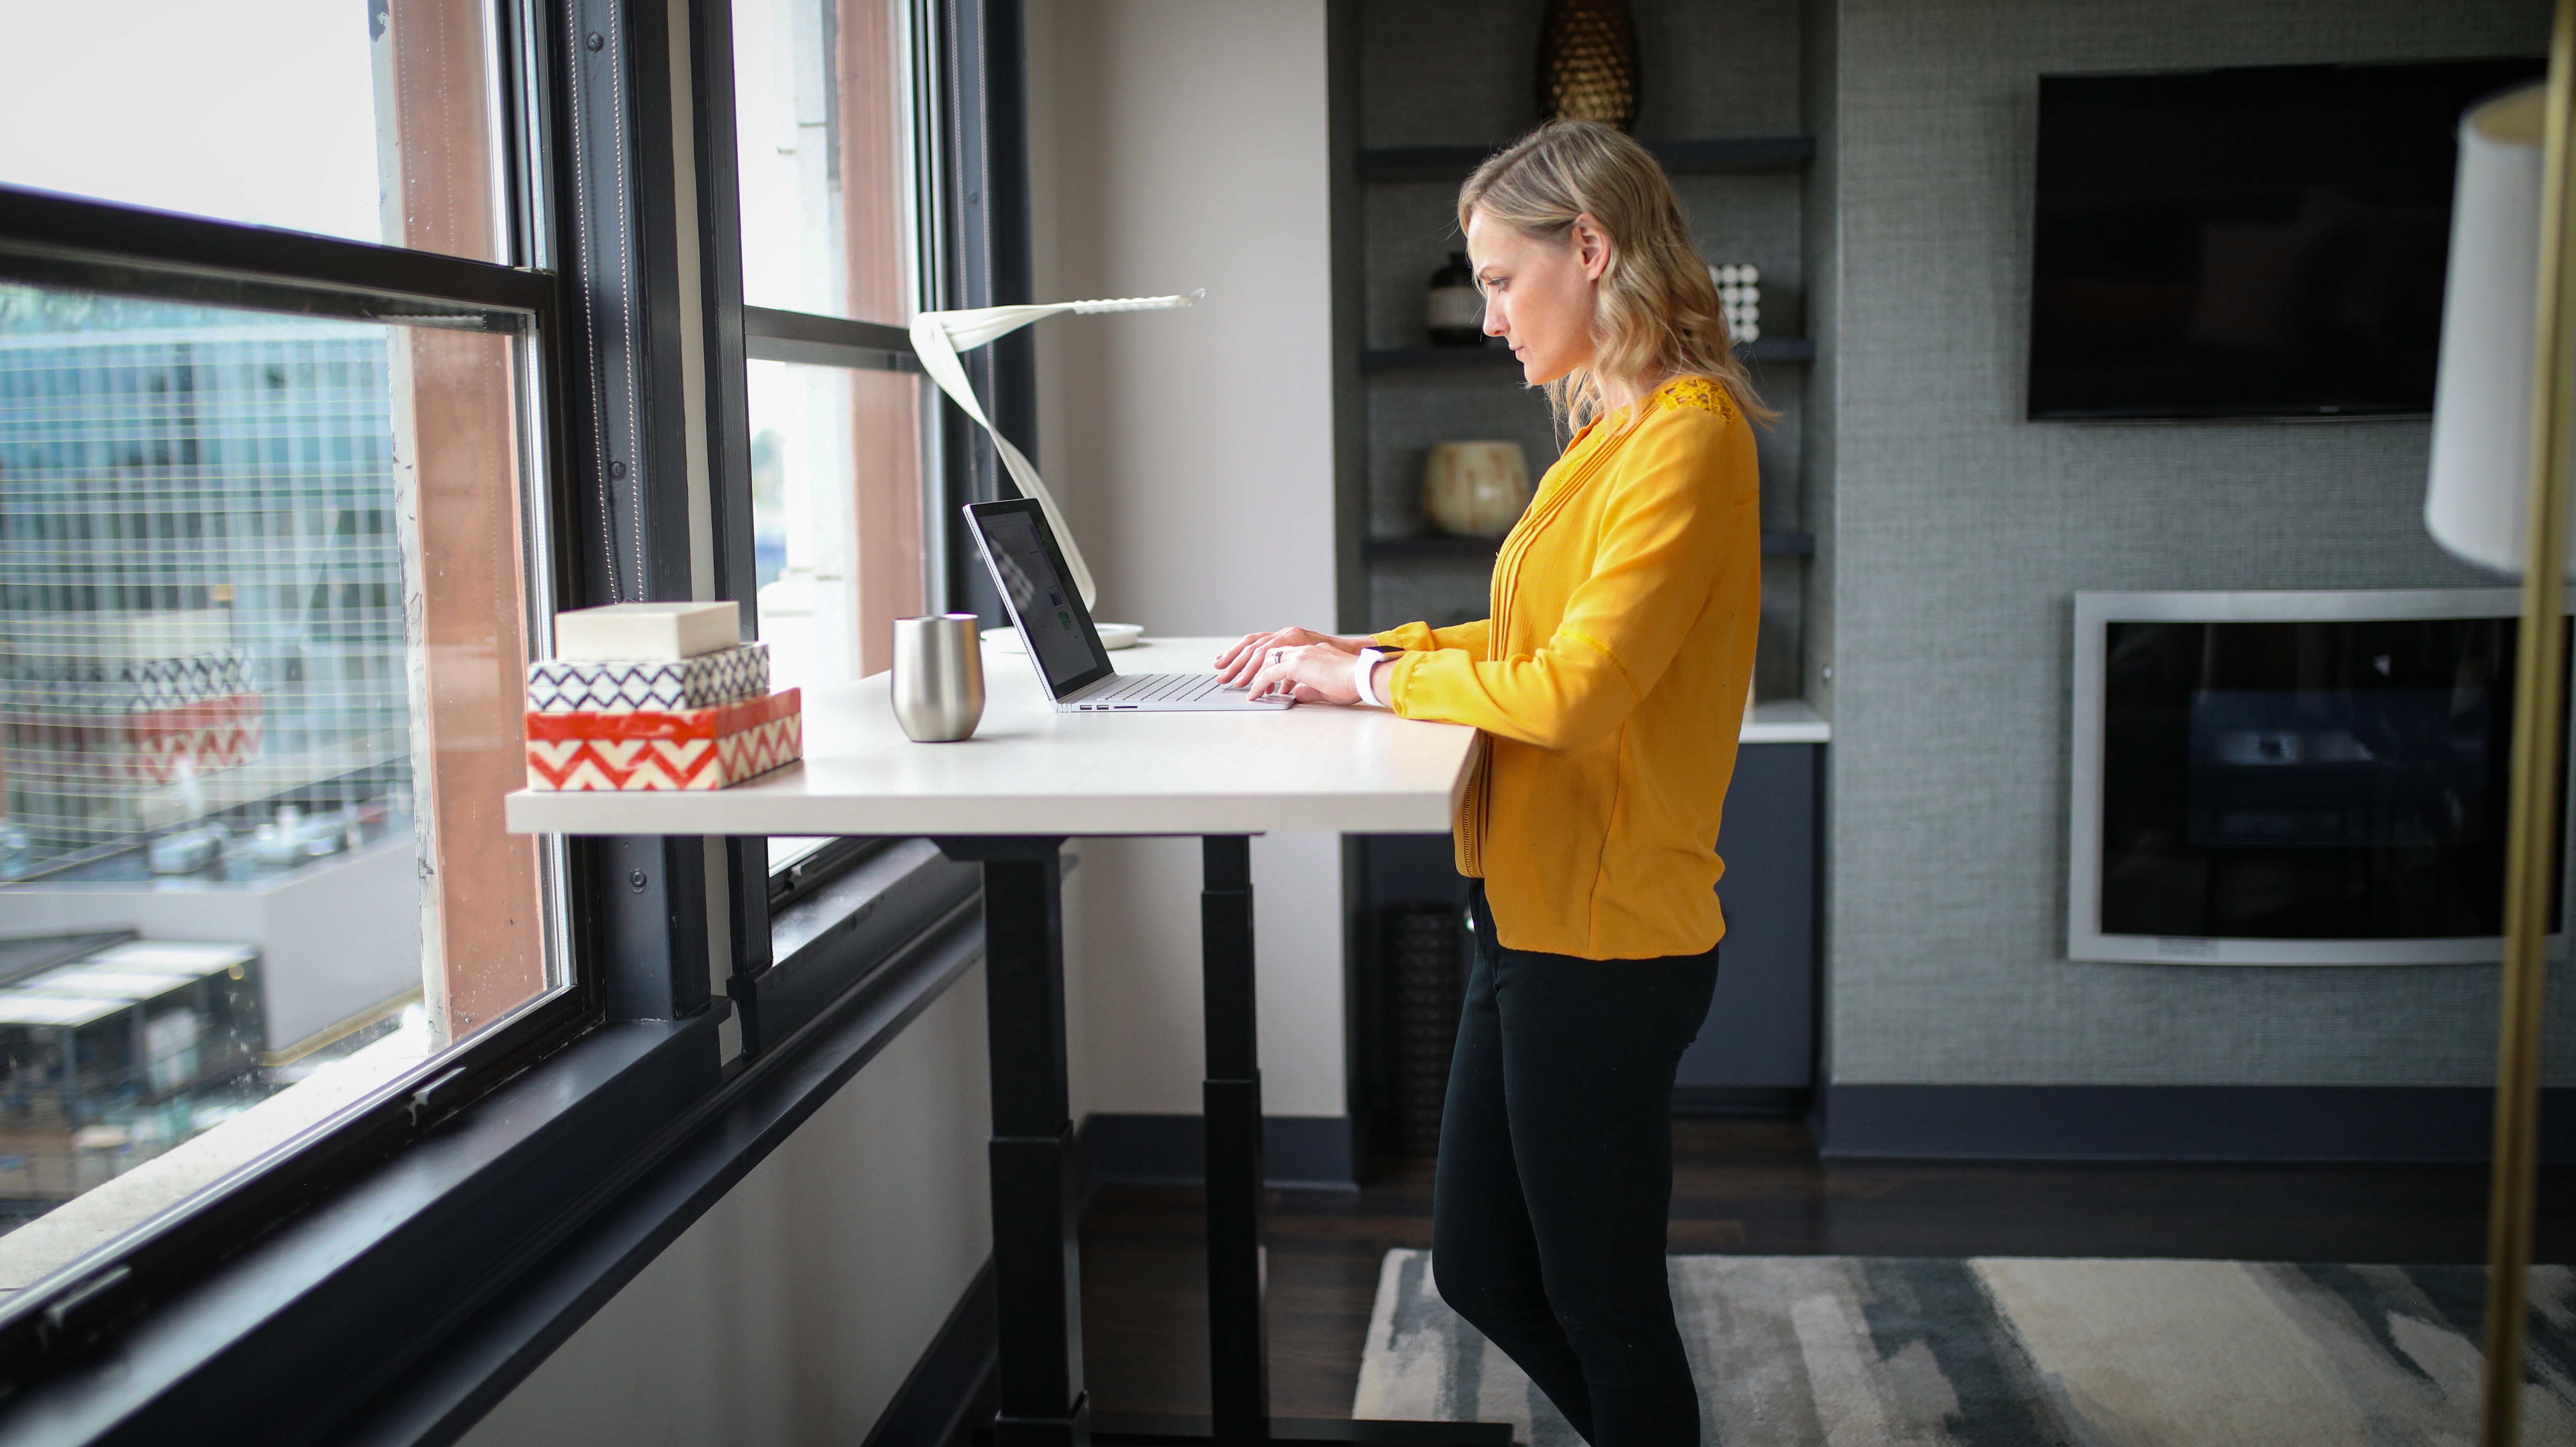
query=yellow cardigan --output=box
[1375,374,1760,960]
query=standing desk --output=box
[506,638,1506,1446]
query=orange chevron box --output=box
[524,689,802,791]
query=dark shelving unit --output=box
[1359,135,1815,182]
[1333,1,1837,706]
[1335,0,1838,1171]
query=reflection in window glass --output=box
[0,284,555,1258]
[748,362,923,694]
[750,360,855,695]
[749,361,922,879]
[0,0,503,262]
[733,0,918,320]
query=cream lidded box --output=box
[552,600,741,661]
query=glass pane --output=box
[2099,617,2564,941]
[733,0,917,319]
[0,281,557,1272]
[749,360,920,878]
[749,360,922,691]
[0,0,505,262]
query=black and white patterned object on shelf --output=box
[1710,262,1761,344]
[0,650,253,715]
[527,642,771,714]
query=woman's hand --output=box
[1244,641,1377,705]
[1214,627,1364,687]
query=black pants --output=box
[1431,882,1720,1446]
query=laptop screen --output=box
[965,500,1112,697]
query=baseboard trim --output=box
[1673,1086,1810,1117]
[1817,1084,2576,1163]
[1081,1112,1359,1190]
[861,1258,994,1447]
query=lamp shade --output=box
[2428,84,2553,574]
[907,291,1201,612]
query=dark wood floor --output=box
[1073,1117,2576,1422]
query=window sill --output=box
[0,1020,435,1296]
[737,837,979,1055]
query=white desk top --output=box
[505,637,1480,838]
[503,637,1833,838]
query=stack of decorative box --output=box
[0,612,265,851]
[523,602,802,791]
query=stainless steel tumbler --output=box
[891,614,986,742]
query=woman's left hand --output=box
[1215,627,1360,686]
[1245,642,1365,705]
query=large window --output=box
[0,0,568,1329]
[0,0,1006,1423]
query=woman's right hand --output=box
[1214,627,1367,687]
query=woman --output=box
[1217,118,1766,1444]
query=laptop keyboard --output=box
[1074,672,1242,707]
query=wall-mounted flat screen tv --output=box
[2029,58,2543,421]
[2070,591,2569,965]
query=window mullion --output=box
[684,0,778,1012]
[550,0,715,1024]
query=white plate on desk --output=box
[986,622,1143,652]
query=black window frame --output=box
[0,0,1033,1435]
[0,17,605,1377]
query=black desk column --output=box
[1201,835,1269,1434]
[940,837,1086,1447]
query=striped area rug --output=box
[1354,1250,2576,1446]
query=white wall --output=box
[458,966,993,1447]
[1028,0,1347,1118]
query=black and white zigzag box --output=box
[527,642,770,714]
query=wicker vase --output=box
[1536,0,1641,132]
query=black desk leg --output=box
[953,833,1511,1447]
[1200,835,1268,1436]
[939,837,1086,1447]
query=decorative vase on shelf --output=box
[1427,252,1485,347]
[1537,0,1640,132]
[1423,441,1533,538]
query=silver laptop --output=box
[964,499,1293,713]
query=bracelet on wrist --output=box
[1352,648,1390,708]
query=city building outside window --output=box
[0,0,562,1291]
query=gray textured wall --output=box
[1824,0,2569,1087]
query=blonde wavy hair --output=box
[1459,119,1775,433]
